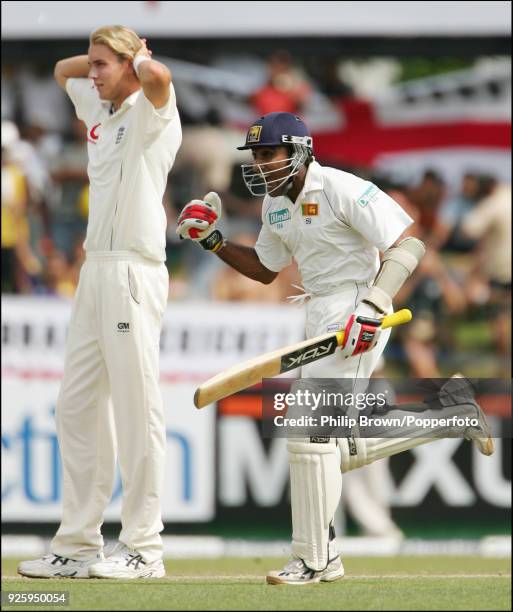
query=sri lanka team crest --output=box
[246,125,262,143]
[302,203,318,216]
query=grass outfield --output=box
[1,556,511,611]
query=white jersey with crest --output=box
[255,161,413,295]
[65,78,182,262]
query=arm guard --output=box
[363,237,425,314]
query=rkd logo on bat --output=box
[281,338,337,372]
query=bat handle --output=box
[380,308,413,329]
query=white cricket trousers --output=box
[51,251,169,563]
[302,282,391,379]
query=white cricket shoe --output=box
[466,405,495,456]
[18,553,103,578]
[88,543,165,579]
[445,374,495,456]
[266,556,344,585]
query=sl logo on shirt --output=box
[301,203,318,216]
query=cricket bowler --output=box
[176,112,494,584]
[18,25,181,579]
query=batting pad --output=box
[338,436,418,472]
[337,390,489,472]
[287,437,341,571]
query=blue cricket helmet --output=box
[237,112,313,150]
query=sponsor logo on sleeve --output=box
[356,183,380,208]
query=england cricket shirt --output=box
[66,78,182,262]
[255,161,413,294]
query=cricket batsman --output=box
[18,25,181,579]
[176,112,494,584]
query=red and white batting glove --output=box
[176,192,225,252]
[340,302,382,359]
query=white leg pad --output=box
[338,377,491,472]
[287,438,342,571]
[338,437,433,472]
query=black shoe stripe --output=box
[51,555,72,566]
[126,554,146,570]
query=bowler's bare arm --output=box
[54,55,89,89]
[133,40,171,109]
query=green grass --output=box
[2,557,511,611]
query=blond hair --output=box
[90,25,142,60]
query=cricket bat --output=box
[194,308,412,409]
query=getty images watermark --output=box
[261,378,511,439]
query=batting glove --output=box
[340,302,382,359]
[176,192,225,252]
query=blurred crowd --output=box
[2,53,511,376]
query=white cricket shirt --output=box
[255,161,413,294]
[66,78,182,261]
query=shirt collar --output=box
[102,89,141,115]
[302,160,324,193]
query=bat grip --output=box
[335,308,412,346]
[380,308,413,329]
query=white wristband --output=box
[133,55,151,76]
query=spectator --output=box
[250,51,311,116]
[34,249,76,298]
[18,62,72,133]
[395,249,467,377]
[461,177,511,292]
[461,178,512,373]
[1,121,42,293]
[430,172,487,251]
[310,58,353,101]
[172,122,234,199]
[48,117,89,257]
[408,169,446,237]
[2,63,19,122]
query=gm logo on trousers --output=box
[117,322,130,332]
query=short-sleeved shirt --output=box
[66,78,182,262]
[254,161,413,294]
